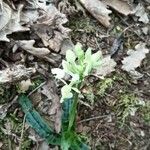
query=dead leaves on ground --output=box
[0,1,149,149]
[94,42,149,79]
[0,2,29,41]
[102,0,133,16]
[15,40,50,56]
[0,0,70,52]
[121,42,149,78]
[0,64,35,84]
[40,80,61,133]
[95,56,116,77]
[79,0,112,27]
[80,0,149,27]
[134,3,149,24]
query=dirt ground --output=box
[0,0,150,150]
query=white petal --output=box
[51,68,65,79]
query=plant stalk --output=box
[68,83,82,131]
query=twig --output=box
[78,114,110,124]
[27,81,46,97]
[19,115,26,150]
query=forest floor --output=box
[0,0,149,150]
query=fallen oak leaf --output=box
[0,2,11,30]
[133,3,149,24]
[94,55,117,77]
[121,42,149,78]
[95,55,116,77]
[79,0,111,27]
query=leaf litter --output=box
[0,64,36,84]
[15,40,50,56]
[0,1,29,41]
[133,3,149,24]
[0,0,150,149]
[121,42,149,78]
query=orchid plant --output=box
[52,43,102,149]
[52,43,102,102]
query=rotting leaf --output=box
[15,40,50,56]
[79,0,112,27]
[122,42,149,78]
[0,2,29,41]
[30,4,71,52]
[0,65,36,84]
[102,0,133,16]
[41,80,62,133]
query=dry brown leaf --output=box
[41,80,61,133]
[95,56,116,77]
[0,65,36,83]
[0,2,29,41]
[122,43,149,78]
[79,0,111,27]
[16,40,50,56]
[102,0,133,16]
[30,4,70,52]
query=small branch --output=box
[78,115,110,124]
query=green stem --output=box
[68,83,81,131]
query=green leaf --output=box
[91,51,101,62]
[62,60,72,74]
[74,43,84,61]
[91,51,102,68]
[62,98,73,125]
[62,60,78,75]
[61,85,73,102]
[84,48,92,62]
[18,94,61,145]
[61,131,90,150]
[66,50,76,63]
[83,63,92,77]
[75,64,84,75]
